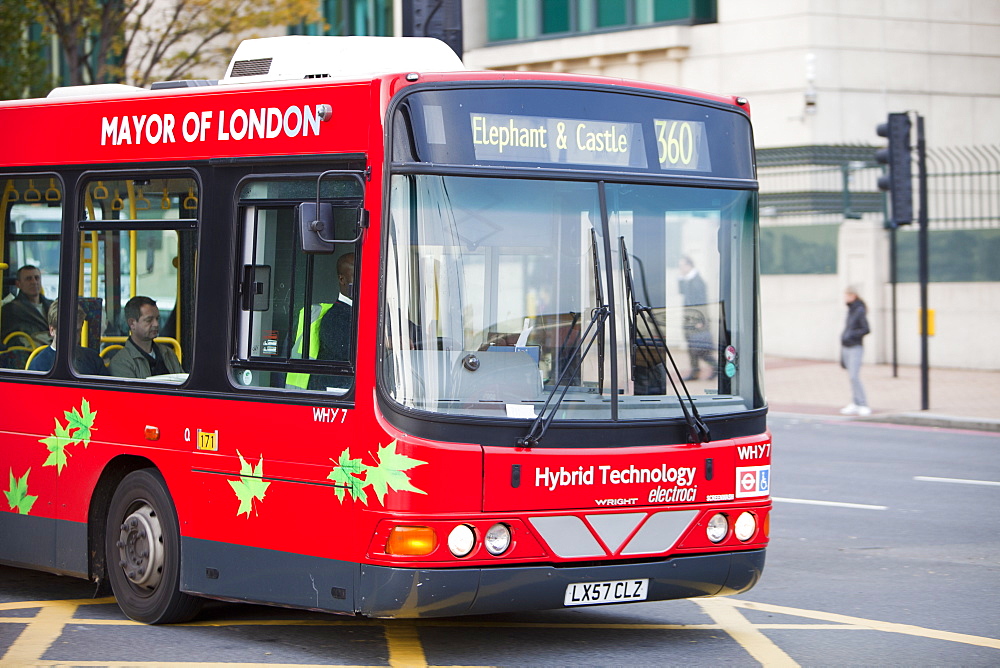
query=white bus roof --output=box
[44,36,465,99]
[220,36,465,86]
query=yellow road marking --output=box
[694,598,799,667]
[0,664,387,668]
[1,598,78,664]
[385,622,429,668]
[0,596,115,611]
[178,618,385,628]
[731,599,1000,650]
[1,595,998,667]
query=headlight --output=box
[734,512,757,541]
[706,513,728,543]
[484,523,511,555]
[447,524,476,557]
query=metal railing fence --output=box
[757,144,1000,231]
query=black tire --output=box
[105,468,202,624]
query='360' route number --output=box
[655,119,696,168]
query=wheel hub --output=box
[117,503,164,589]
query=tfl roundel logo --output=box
[735,465,770,498]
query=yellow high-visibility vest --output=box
[285,303,334,389]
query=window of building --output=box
[595,0,627,29]
[290,0,393,37]
[542,0,572,34]
[488,0,520,41]
[486,0,716,43]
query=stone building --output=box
[462,1,1000,370]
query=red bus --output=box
[0,36,769,623]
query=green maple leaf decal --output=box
[40,419,77,473]
[39,399,98,475]
[228,451,270,517]
[328,448,368,504]
[6,469,38,515]
[363,440,427,506]
[63,399,97,446]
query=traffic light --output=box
[876,113,913,227]
[403,0,463,58]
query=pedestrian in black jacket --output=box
[840,287,871,416]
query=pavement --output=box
[764,356,1000,432]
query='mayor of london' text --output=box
[101,105,327,146]
[535,464,696,491]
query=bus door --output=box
[231,173,365,395]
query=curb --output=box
[863,412,1000,433]
[768,408,1000,434]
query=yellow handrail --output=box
[79,231,99,298]
[25,345,47,370]
[2,346,33,367]
[101,336,181,363]
[127,180,137,299]
[82,188,99,297]
[0,180,17,253]
[3,331,35,348]
[1,180,14,339]
[0,260,7,336]
[174,248,181,339]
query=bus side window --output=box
[1,175,63,372]
[77,175,198,382]
[231,177,362,396]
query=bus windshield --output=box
[382,174,761,423]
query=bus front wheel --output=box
[105,468,202,624]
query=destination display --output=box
[465,112,712,172]
[470,112,647,168]
[400,87,754,179]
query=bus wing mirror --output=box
[298,202,336,254]
[298,202,368,253]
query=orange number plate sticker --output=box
[197,430,218,451]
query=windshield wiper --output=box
[620,237,710,443]
[517,304,609,447]
[591,228,606,395]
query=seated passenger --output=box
[1,265,54,347]
[29,300,109,375]
[109,296,181,378]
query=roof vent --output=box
[220,36,464,85]
[229,57,273,78]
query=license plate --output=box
[564,579,649,606]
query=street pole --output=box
[890,226,898,377]
[917,114,929,411]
